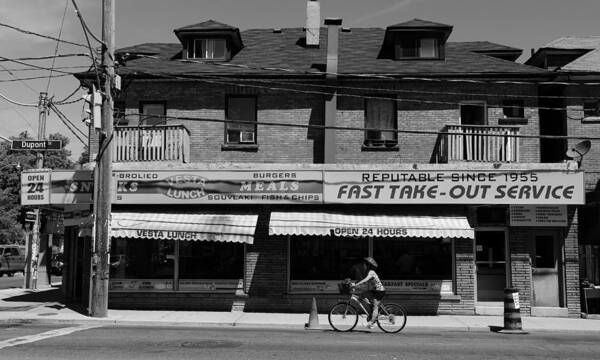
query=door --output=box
[476,230,507,301]
[532,231,561,307]
[460,102,487,160]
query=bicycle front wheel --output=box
[328,302,359,332]
[377,303,407,333]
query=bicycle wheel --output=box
[328,302,359,332]
[377,303,407,333]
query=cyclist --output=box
[352,257,386,328]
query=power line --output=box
[0,63,38,94]
[0,21,88,48]
[55,85,83,104]
[0,92,37,107]
[120,111,600,142]
[0,54,91,62]
[0,56,84,75]
[0,65,91,73]
[48,102,87,145]
[70,0,102,88]
[123,69,590,116]
[46,0,71,93]
[0,73,72,83]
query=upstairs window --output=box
[503,100,525,119]
[584,100,600,118]
[226,96,256,144]
[188,39,226,59]
[364,97,397,147]
[140,102,166,126]
[395,37,439,59]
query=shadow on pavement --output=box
[3,288,88,315]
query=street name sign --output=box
[11,140,62,151]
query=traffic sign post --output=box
[11,140,62,151]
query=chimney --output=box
[323,17,342,164]
[306,0,320,47]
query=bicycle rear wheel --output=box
[328,302,359,332]
[377,303,407,333]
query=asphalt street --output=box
[1,324,599,360]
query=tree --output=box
[0,131,75,244]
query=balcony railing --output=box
[113,125,190,162]
[440,125,520,163]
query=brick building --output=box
[61,1,584,316]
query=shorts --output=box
[363,290,386,301]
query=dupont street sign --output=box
[11,140,62,151]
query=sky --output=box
[1,0,600,160]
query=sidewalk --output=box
[1,287,599,332]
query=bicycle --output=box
[328,281,407,333]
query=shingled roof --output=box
[112,27,548,78]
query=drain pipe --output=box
[324,17,341,164]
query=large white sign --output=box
[324,170,584,205]
[20,170,51,205]
[509,205,568,226]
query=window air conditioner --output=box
[239,131,255,143]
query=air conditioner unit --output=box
[239,131,255,143]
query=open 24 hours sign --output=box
[324,170,584,205]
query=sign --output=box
[324,170,584,205]
[11,140,62,151]
[20,170,50,205]
[109,279,173,291]
[509,205,568,227]
[178,279,242,292]
[25,211,37,222]
[289,279,453,294]
[113,170,323,204]
[108,279,241,292]
[50,170,94,204]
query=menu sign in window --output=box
[509,205,568,227]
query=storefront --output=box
[21,164,584,315]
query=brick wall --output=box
[565,206,581,316]
[509,228,532,315]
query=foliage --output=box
[0,131,75,244]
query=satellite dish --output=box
[566,140,591,159]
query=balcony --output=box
[437,125,520,163]
[113,125,190,162]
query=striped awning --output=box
[269,212,474,239]
[111,212,258,244]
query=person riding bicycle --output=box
[352,257,385,329]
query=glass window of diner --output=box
[109,212,257,292]
[270,211,473,295]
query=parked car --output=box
[0,245,26,277]
[50,253,64,275]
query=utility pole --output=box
[24,92,49,290]
[89,0,114,317]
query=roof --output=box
[112,27,548,78]
[174,19,237,32]
[387,18,452,30]
[527,36,600,72]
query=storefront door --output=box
[475,230,507,301]
[532,231,561,307]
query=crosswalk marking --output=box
[0,324,101,350]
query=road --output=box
[0,273,62,289]
[1,325,599,360]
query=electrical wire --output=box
[70,0,105,46]
[0,21,88,48]
[0,54,91,62]
[46,0,71,93]
[119,111,599,142]
[0,73,72,83]
[0,56,84,75]
[0,91,37,107]
[0,63,38,94]
[48,102,87,145]
[70,0,102,89]
[123,69,590,116]
[0,65,92,73]
[55,85,83,104]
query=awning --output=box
[111,212,258,244]
[269,212,474,239]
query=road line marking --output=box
[0,324,101,350]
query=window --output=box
[140,102,166,126]
[503,100,525,119]
[373,238,452,280]
[226,96,256,144]
[188,39,226,59]
[290,236,368,280]
[179,241,244,280]
[395,38,439,59]
[584,100,600,118]
[110,238,175,280]
[364,97,397,147]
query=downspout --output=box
[324,17,342,164]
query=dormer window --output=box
[395,37,439,59]
[379,19,452,61]
[187,38,227,59]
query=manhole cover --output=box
[180,340,242,349]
